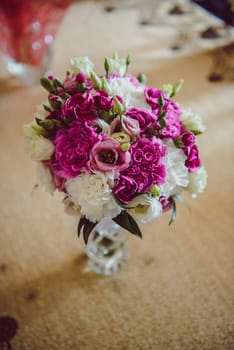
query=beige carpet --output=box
[0,2,234,349]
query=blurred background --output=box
[0,1,233,349]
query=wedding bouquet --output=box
[23,54,207,242]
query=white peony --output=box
[161,140,189,197]
[186,166,208,197]
[70,56,94,77]
[109,77,149,110]
[127,194,162,224]
[65,172,122,222]
[180,109,206,134]
[23,123,55,161]
[36,163,55,195]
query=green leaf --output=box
[113,210,143,239]
[169,198,176,226]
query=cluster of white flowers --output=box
[66,172,122,222]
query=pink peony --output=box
[51,121,100,179]
[89,137,131,173]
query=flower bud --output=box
[111,132,131,144]
[120,142,131,152]
[90,71,102,90]
[113,96,125,115]
[150,184,161,198]
[40,77,56,94]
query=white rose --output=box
[127,194,162,224]
[186,166,208,197]
[65,172,121,222]
[70,56,94,77]
[180,109,206,134]
[36,163,55,195]
[161,140,189,197]
[109,77,149,110]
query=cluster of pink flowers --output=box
[24,55,207,237]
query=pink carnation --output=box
[51,121,100,179]
[113,137,167,204]
[62,92,96,121]
[94,91,114,111]
[113,175,138,205]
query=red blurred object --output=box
[0,0,72,67]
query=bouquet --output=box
[23,54,207,242]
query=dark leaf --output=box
[77,217,87,237]
[113,211,143,239]
[83,221,97,244]
[169,198,176,226]
[77,217,97,244]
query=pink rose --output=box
[185,144,201,172]
[125,107,156,133]
[110,115,140,140]
[62,93,96,121]
[51,121,100,179]
[90,137,131,173]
